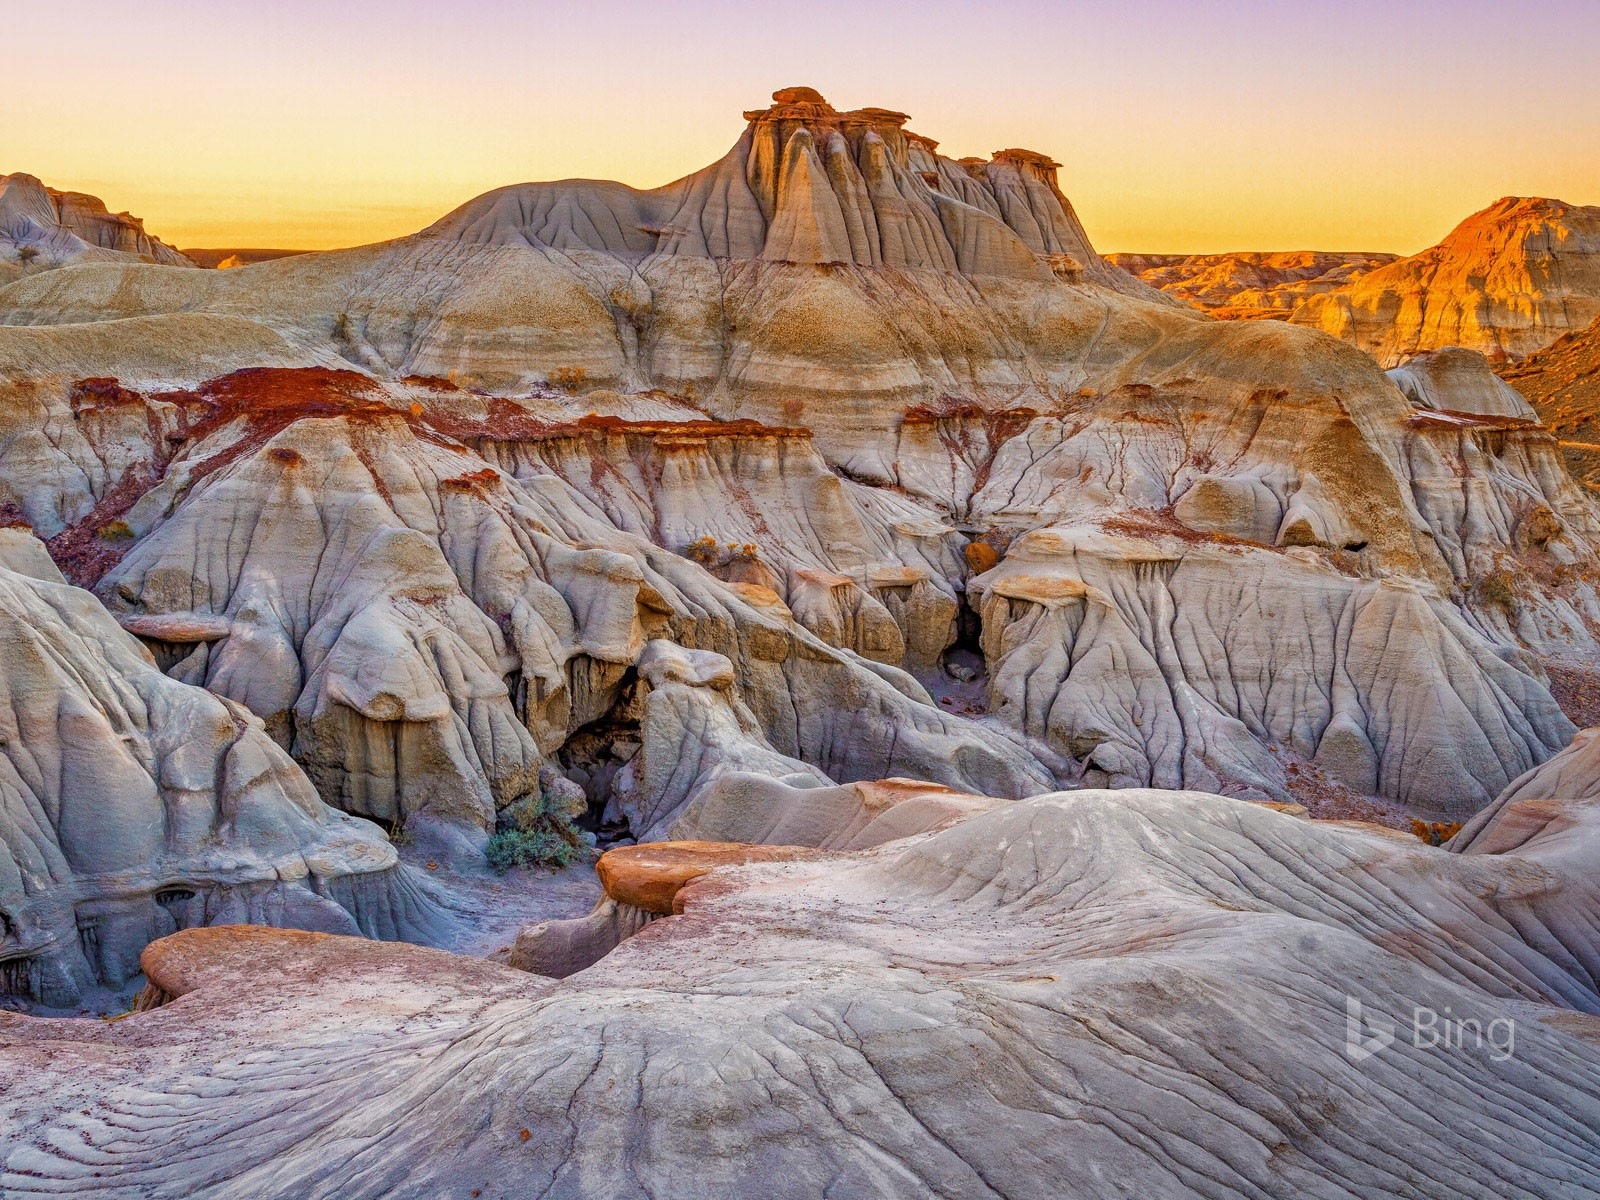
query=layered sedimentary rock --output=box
[463,406,966,674]
[1452,721,1600,855]
[33,369,1048,860]
[969,525,1570,812]
[1293,196,1600,365]
[0,527,439,1007]
[2,86,1600,1180]
[1107,250,1397,320]
[945,329,1600,808]
[0,89,1598,848]
[0,87,1186,429]
[10,351,1591,826]
[1499,316,1600,489]
[432,87,1146,291]
[603,641,831,839]
[0,94,1593,825]
[1387,345,1538,418]
[0,174,191,285]
[5,787,1600,1196]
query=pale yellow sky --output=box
[13,1,1600,256]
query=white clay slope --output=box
[3,787,1600,1196]
[0,527,444,1007]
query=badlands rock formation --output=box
[1293,196,1600,365]
[5,787,1600,1196]
[61,369,1043,855]
[0,88,1598,1015]
[1454,723,1600,854]
[0,174,191,286]
[1386,345,1539,419]
[1107,250,1397,320]
[0,91,1595,842]
[0,525,441,1007]
[0,82,1599,1195]
[1499,316,1600,489]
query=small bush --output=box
[1410,820,1465,847]
[16,245,39,266]
[549,366,589,394]
[486,785,593,872]
[487,826,584,871]
[1476,569,1518,612]
[683,534,720,565]
[98,518,135,542]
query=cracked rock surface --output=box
[4,788,1599,1197]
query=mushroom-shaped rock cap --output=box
[595,841,819,914]
[772,86,829,105]
[992,147,1064,170]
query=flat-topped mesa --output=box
[744,86,910,129]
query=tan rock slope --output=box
[1498,315,1600,489]
[1107,250,1397,320]
[0,174,191,285]
[1293,196,1600,365]
[5,786,1600,1196]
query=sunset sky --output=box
[13,0,1600,255]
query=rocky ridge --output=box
[1107,250,1398,320]
[1293,196,1600,365]
[0,174,191,286]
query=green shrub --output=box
[486,826,584,871]
[486,785,593,872]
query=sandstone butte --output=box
[1292,195,1600,366]
[0,88,1598,1197]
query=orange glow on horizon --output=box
[13,1,1600,257]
